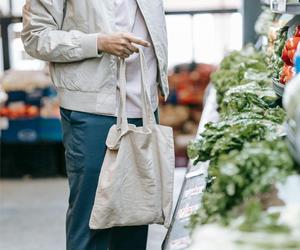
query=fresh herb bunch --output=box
[189,139,295,228]
[269,27,288,80]
[222,107,286,124]
[187,45,297,238]
[219,82,279,116]
[187,119,281,164]
[212,47,270,104]
[237,199,290,233]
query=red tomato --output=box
[294,26,300,37]
[0,107,9,117]
[282,47,292,65]
[280,64,295,84]
[288,49,296,64]
[26,106,39,118]
[285,37,300,50]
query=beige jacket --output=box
[21,0,168,115]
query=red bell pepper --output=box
[282,47,292,65]
[285,37,300,50]
[281,37,300,65]
[294,25,300,37]
[280,64,294,84]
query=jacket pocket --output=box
[51,56,115,92]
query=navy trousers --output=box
[60,108,150,250]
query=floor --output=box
[0,168,186,250]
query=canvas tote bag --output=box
[89,49,175,229]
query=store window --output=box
[167,12,242,67]
[164,0,241,11]
[166,0,242,66]
[0,0,24,16]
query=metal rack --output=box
[0,16,22,70]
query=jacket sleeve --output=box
[21,0,101,63]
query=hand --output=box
[97,32,150,58]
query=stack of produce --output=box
[269,25,300,85]
[1,70,52,92]
[280,26,300,84]
[187,46,300,249]
[167,63,216,105]
[269,26,288,80]
[161,63,216,167]
[0,70,60,120]
[255,6,276,37]
[211,46,271,105]
[0,103,39,119]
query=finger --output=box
[118,51,130,59]
[126,43,139,53]
[124,34,150,47]
[120,53,130,59]
[122,47,133,56]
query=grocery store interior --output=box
[1,0,300,250]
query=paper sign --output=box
[278,0,287,12]
[170,237,191,250]
[183,186,204,198]
[185,168,205,179]
[271,0,287,12]
[177,205,200,220]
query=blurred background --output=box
[0,0,245,173]
[0,1,264,250]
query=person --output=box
[21,0,168,249]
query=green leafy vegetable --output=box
[190,140,295,228]
[188,119,282,164]
[220,82,279,116]
[212,46,270,104]
[187,43,298,243]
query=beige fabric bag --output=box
[89,50,175,229]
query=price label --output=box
[183,186,204,198]
[177,205,200,220]
[185,168,205,179]
[170,237,191,250]
[271,0,287,12]
[278,0,287,12]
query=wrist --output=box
[97,34,106,52]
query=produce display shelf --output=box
[271,2,300,15]
[285,120,300,164]
[163,86,219,250]
[272,77,285,96]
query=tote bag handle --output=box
[117,49,156,134]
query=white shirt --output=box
[114,0,159,118]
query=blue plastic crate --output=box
[38,118,62,142]
[25,89,45,106]
[7,91,27,104]
[1,118,39,143]
[43,86,57,98]
[6,87,58,107]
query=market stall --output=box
[163,1,300,249]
